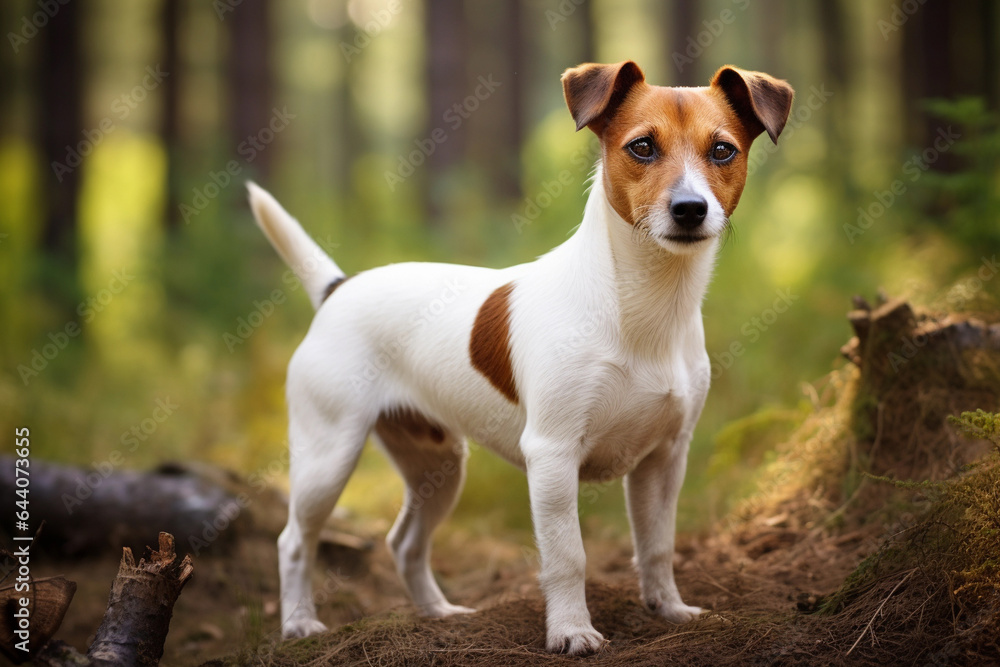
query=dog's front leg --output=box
[524,442,604,655]
[624,439,703,623]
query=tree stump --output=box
[86,532,193,667]
[841,296,1000,478]
[0,576,76,663]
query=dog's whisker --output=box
[720,218,738,249]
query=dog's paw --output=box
[546,624,606,655]
[282,617,328,639]
[649,598,703,624]
[419,601,477,618]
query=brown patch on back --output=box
[320,276,350,304]
[377,408,446,444]
[469,283,519,404]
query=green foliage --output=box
[917,98,1000,260]
[699,405,809,516]
[948,408,1000,448]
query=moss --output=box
[949,409,1000,446]
[820,412,1000,643]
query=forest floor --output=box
[32,498,879,667]
[27,300,1000,666]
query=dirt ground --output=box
[28,491,881,667]
[18,300,1000,666]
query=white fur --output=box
[647,161,729,255]
[247,182,343,309]
[249,162,719,651]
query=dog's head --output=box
[562,61,793,254]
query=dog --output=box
[247,60,793,654]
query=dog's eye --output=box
[626,137,656,162]
[710,142,737,163]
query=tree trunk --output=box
[578,0,595,63]
[161,0,182,230]
[902,0,954,148]
[228,0,272,180]
[817,0,849,183]
[425,0,468,225]
[491,0,524,203]
[40,0,83,277]
[669,0,699,86]
[983,0,999,109]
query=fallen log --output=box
[0,458,246,558]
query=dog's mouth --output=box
[661,234,712,244]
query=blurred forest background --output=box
[1,0,998,541]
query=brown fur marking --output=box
[470,283,519,404]
[376,408,447,445]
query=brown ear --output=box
[711,66,794,144]
[561,61,645,134]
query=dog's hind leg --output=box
[374,409,475,617]
[278,399,370,639]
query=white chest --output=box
[577,355,708,481]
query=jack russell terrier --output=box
[247,60,793,654]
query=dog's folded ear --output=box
[711,66,794,145]
[562,61,645,134]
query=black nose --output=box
[670,196,708,229]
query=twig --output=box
[693,566,735,596]
[637,628,714,648]
[845,569,917,656]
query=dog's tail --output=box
[246,182,345,310]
